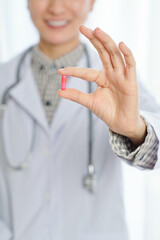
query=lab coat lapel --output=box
[9,51,48,134]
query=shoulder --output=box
[0,48,32,94]
[0,51,24,77]
[0,49,31,103]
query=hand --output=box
[58,25,147,146]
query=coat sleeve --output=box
[140,111,160,169]
[135,76,160,169]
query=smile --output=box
[47,20,69,27]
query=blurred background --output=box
[0,0,160,239]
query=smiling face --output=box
[28,0,95,47]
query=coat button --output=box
[44,237,51,240]
[43,148,51,157]
[44,192,50,202]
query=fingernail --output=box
[94,27,101,31]
[81,25,93,32]
[121,42,129,48]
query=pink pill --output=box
[61,75,67,90]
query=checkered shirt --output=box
[31,44,84,125]
[109,117,159,169]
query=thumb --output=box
[58,88,93,110]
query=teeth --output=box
[47,20,68,27]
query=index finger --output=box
[58,67,103,85]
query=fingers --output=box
[57,88,93,110]
[58,67,103,85]
[80,25,136,79]
[93,27,125,72]
[80,25,125,72]
[119,42,136,75]
[80,25,113,71]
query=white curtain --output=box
[1,0,160,239]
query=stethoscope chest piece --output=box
[0,45,98,191]
[83,164,97,193]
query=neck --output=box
[38,38,80,60]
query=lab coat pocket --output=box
[2,99,34,169]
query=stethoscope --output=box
[0,44,97,193]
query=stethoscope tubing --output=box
[0,44,96,192]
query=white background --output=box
[1,0,160,239]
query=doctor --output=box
[0,0,160,240]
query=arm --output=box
[57,25,160,168]
[109,119,159,169]
[109,80,160,169]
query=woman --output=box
[0,0,160,239]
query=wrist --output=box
[128,116,147,147]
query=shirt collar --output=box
[31,43,85,75]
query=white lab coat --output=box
[0,45,160,240]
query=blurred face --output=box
[28,0,95,46]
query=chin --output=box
[44,35,76,46]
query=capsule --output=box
[61,75,67,90]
